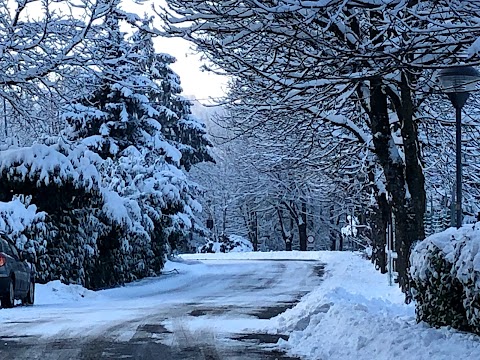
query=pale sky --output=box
[124,0,228,103]
[153,36,228,102]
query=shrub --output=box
[199,234,253,253]
[410,225,480,334]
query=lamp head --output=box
[438,66,480,93]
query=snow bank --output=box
[36,280,100,305]
[34,259,203,306]
[274,252,480,360]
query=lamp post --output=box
[438,66,480,228]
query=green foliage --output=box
[411,246,471,331]
[410,229,480,335]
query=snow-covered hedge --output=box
[410,225,480,333]
[0,197,47,257]
[0,140,192,288]
[199,234,253,253]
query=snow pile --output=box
[34,258,195,306]
[36,280,100,305]
[410,224,480,333]
[198,234,253,253]
[275,252,480,360]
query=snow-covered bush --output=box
[0,197,47,258]
[0,138,176,288]
[199,234,253,253]
[0,141,107,286]
[410,225,480,333]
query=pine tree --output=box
[62,15,208,286]
[129,22,214,171]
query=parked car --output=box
[0,232,35,308]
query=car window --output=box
[0,239,16,259]
[0,239,7,254]
[7,243,19,259]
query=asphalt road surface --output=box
[0,259,324,360]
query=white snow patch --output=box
[36,280,101,305]
[273,252,480,360]
[183,250,322,261]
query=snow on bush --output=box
[0,196,47,256]
[199,234,253,253]
[410,224,480,333]
[0,142,101,190]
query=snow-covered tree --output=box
[0,0,122,145]
[189,100,344,252]
[59,13,210,286]
[0,4,213,288]
[159,0,480,293]
[131,34,215,170]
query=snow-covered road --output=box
[0,255,324,360]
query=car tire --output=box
[1,279,15,308]
[22,281,35,306]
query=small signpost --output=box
[387,213,397,286]
[307,235,315,251]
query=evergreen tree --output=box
[130,22,214,171]
[62,14,209,286]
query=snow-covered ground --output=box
[184,251,480,359]
[0,253,321,359]
[2,251,480,359]
[270,252,480,360]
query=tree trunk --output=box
[243,206,258,251]
[289,216,294,251]
[330,204,337,250]
[286,239,292,251]
[398,70,426,244]
[370,192,389,273]
[276,207,293,251]
[299,200,307,251]
[369,75,425,293]
[281,200,308,251]
[252,211,258,251]
[221,197,227,235]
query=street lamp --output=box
[438,66,480,228]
